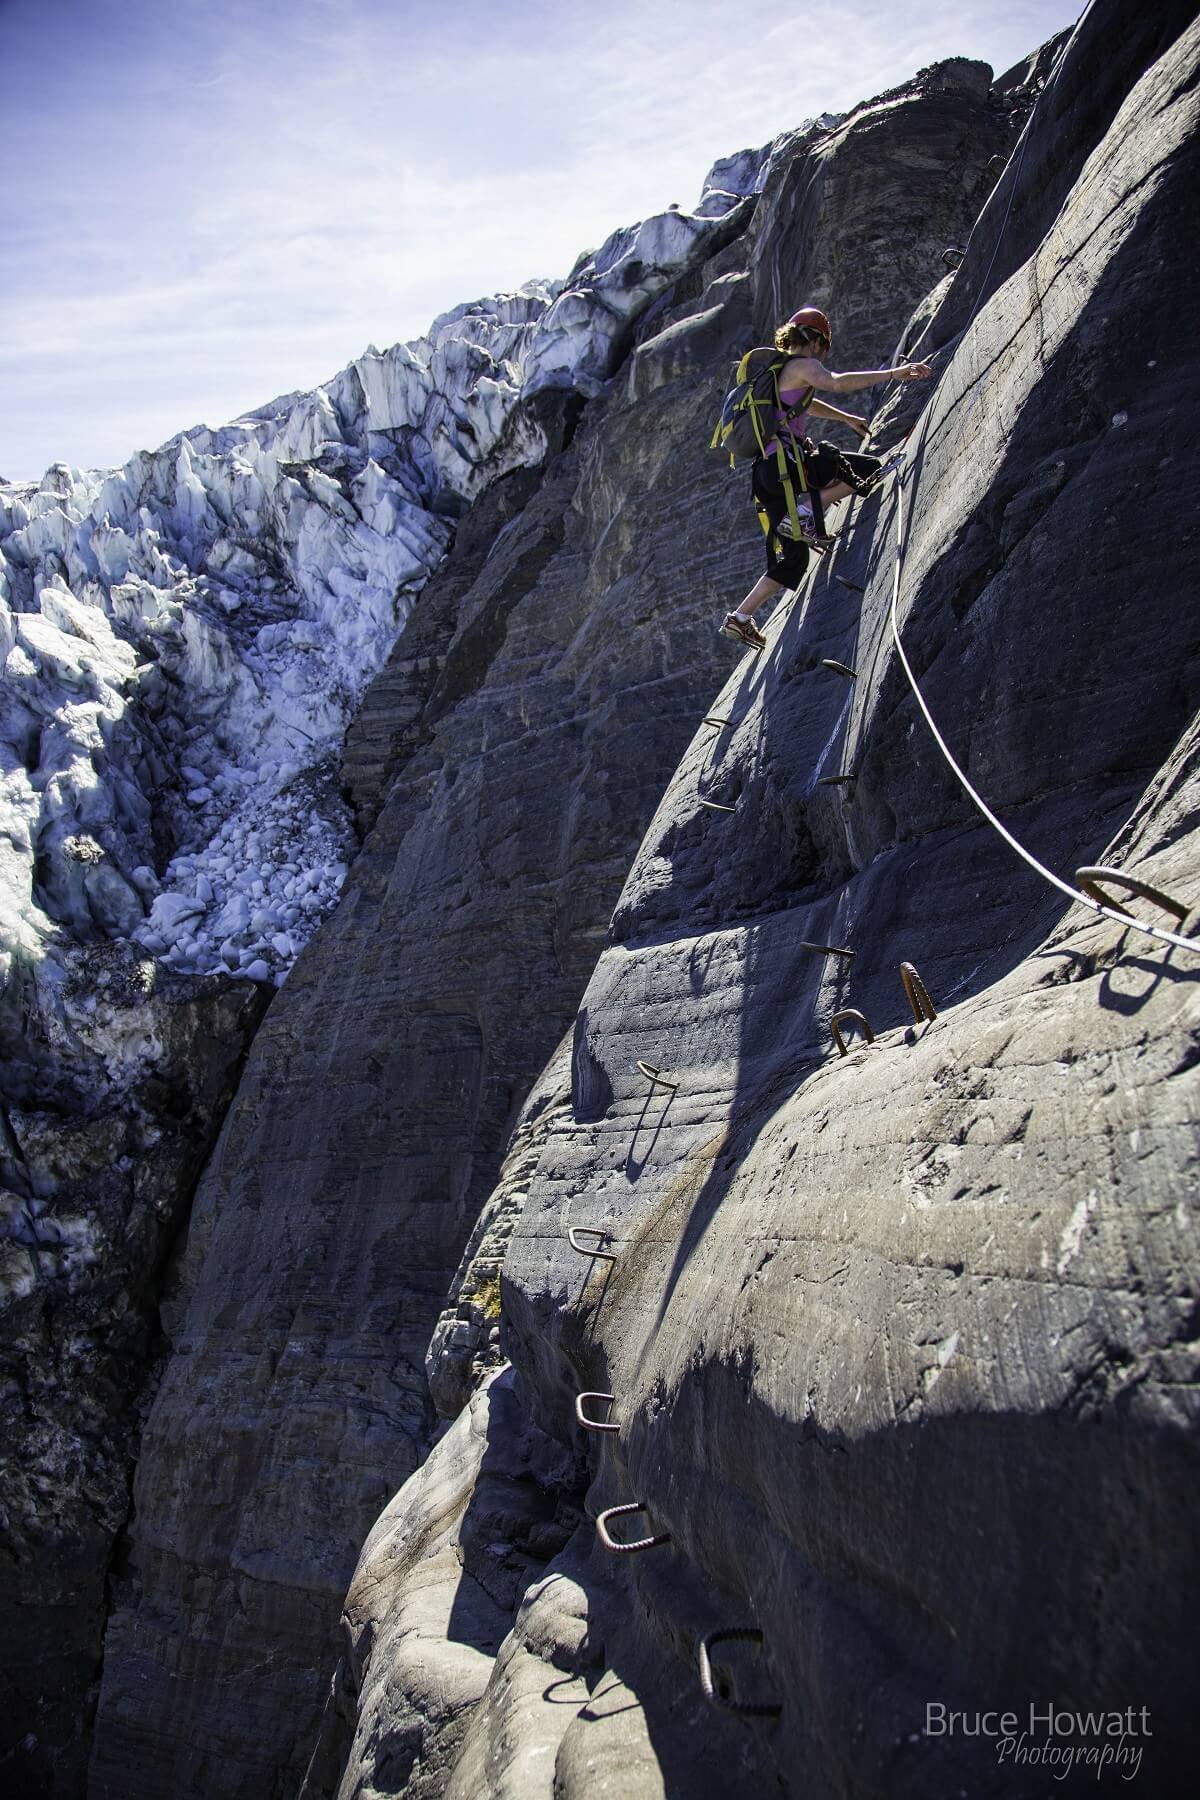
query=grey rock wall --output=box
[84,50,1017,1800]
[319,4,1200,1796]
[0,953,266,1799]
[3,151,761,1800]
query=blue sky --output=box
[0,0,1081,481]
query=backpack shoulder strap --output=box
[787,383,815,412]
[737,346,782,383]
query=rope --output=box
[880,0,1196,958]
[889,476,1196,956]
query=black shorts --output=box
[751,441,882,584]
[751,455,810,584]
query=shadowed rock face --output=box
[3,152,765,1800]
[316,5,1200,1797]
[83,52,1019,1800]
[0,953,266,1800]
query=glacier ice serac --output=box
[0,156,772,1007]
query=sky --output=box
[0,0,1082,482]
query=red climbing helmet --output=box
[787,305,832,345]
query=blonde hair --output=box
[774,321,828,356]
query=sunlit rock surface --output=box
[1,166,758,1798]
[78,47,1028,1800]
[313,7,1200,1797]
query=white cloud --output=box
[0,0,1082,479]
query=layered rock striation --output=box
[316,5,1200,1796]
[2,144,761,1798]
[81,48,1024,1800]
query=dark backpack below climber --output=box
[714,305,931,650]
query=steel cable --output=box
[881,0,1196,957]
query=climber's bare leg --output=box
[736,574,784,620]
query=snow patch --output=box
[1056,1190,1098,1275]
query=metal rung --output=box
[595,1502,670,1554]
[635,1059,679,1093]
[699,798,736,813]
[799,941,855,960]
[702,715,734,730]
[900,961,937,1024]
[575,1391,618,1433]
[831,1008,874,1056]
[834,575,866,594]
[698,1628,782,1718]
[567,1226,617,1263]
[817,774,855,786]
[1075,866,1193,928]
[820,659,857,679]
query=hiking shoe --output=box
[781,515,835,550]
[720,612,767,650]
[779,512,819,542]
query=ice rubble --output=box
[0,169,765,998]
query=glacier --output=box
[0,159,770,1009]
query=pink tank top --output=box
[763,384,813,456]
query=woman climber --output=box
[720,305,931,650]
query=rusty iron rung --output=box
[699,797,736,813]
[817,774,856,786]
[834,575,866,594]
[702,715,734,730]
[697,1628,782,1718]
[1075,865,1193,928]
[820,658,857,679]
[899,961,937,1024]
[595,1502,670,1555]
[567,1226,617,1264]
[799,941,855,960]
[575,1391,619,1433]
[830,1007,875,1057]
[635,1059,679,1093]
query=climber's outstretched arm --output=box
[784,354,931,396]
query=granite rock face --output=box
[0,956,266,1799]
[321,5,1200,1796]
[300,1367,585,1800]
[83,49,1019,1800]
[3,181,759,1800]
